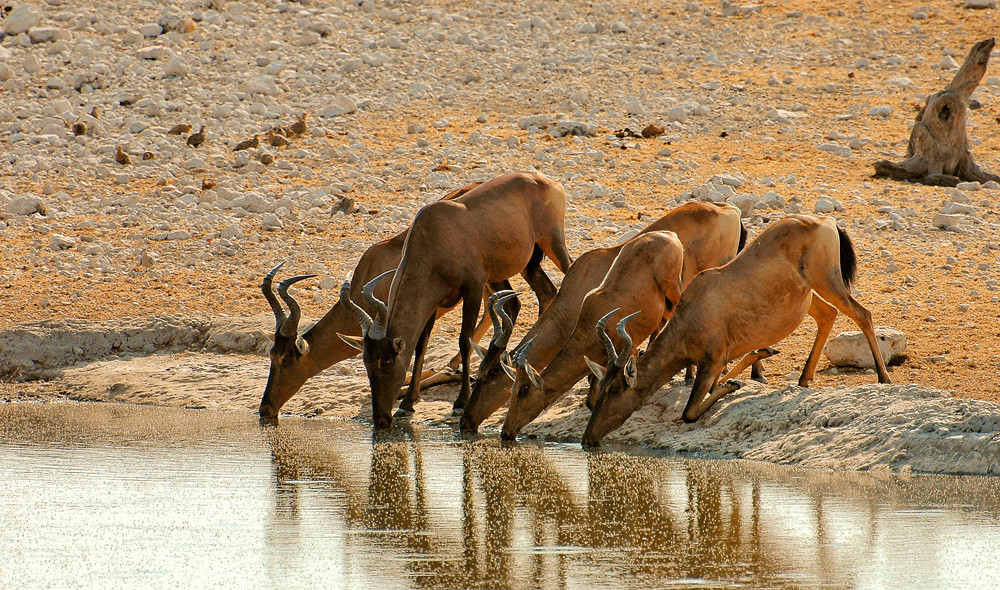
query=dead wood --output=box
[873,37,1000,187]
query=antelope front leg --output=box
[452,287,483,415]
[396,315,436,418]
[681,357,727,423]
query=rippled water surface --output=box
[3,402,1000,589]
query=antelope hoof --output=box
[393,407,414,420]
[684,377,695,386]
[752,375,768,384]
[451,406,465,417]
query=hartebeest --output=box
[460,201,756,433]
[500,231,685,440]
[258,181,559,420]
[343,171,574,429]
[582,215,892,448]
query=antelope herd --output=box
[261,171,892,447]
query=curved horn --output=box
[490,291,518,348]
[340,281,373,335]
[362,270,394,339]
[277,274,316,337]
[596,308,621,368]
[614,311,641,367]
[261,263,287,332]
[486,290,504,339]
[513,335,537,367]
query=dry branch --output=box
[873,38,1000,187]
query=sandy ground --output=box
[2,0,1000,474]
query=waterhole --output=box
[2,402,999,589]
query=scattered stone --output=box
[548,121,598,138]
[933,213,965,229]
[823,328,907,369]
[3,5,43,36]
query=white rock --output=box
[932,213,964,229]
[319,95,357,117]
[135,45,175,60]
[823,327,907,368]
[240,75,278,95]
[887,76,914,89]
[760,191,785,208]
[5,196,46,215]
[966,0,998,8]
[814,199,836,214]
[167,230,191,240]
[163,57,189,77]
[817,143,851,158]
[548,121,598,137]
[518,114,555,130]
[23,54,42,74]
[709,172,747,188]
[624,101,646,116]
[578,23,598,34]
[940,56,959,70]
[3,5,43,36]
[955,181,981,191]
[28,27,71,43]
[318,277,338,290]
[727,193,758,217]
[869,105,893,117]
[49,233,76,250]
[940,202,975,215]
[261,214,283,231]
[220,224,243,239]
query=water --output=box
[2,402,1000,589]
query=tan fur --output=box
[358,172,573,428]
[584,215,891,447]
[501,231,684,439]
[461,201,745,433]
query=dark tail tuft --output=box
[837,225,857,289]
[737,220,748,252]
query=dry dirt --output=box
[1,0,999,417]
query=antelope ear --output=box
[624,355,638,388]
[392,337,405,354]
[501,359,517,380]
[471,340,487,360]
[338,333,364,352]
[261,331,275,343]
[500,350,512,366]
[526,363,543,389]
[583,356,606,381]
[295,336,310,355]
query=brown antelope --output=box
[258,182,558,420]
[460,201,757,433]
[342,171,574,429]
[582,215,892,448]
[500,231,685,440]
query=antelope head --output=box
[499,335,545,440]
[341,269,405,428]
[582,309,642,448]
[259,263,317,420]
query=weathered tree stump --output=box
[873,38,1000,187]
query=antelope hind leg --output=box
[811,281,892,384]
[799,295,838,387]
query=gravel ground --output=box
[1,0,999,407]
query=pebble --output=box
[2,5,43,36]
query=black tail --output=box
[737,220,748,252]
[837,225,857,289]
